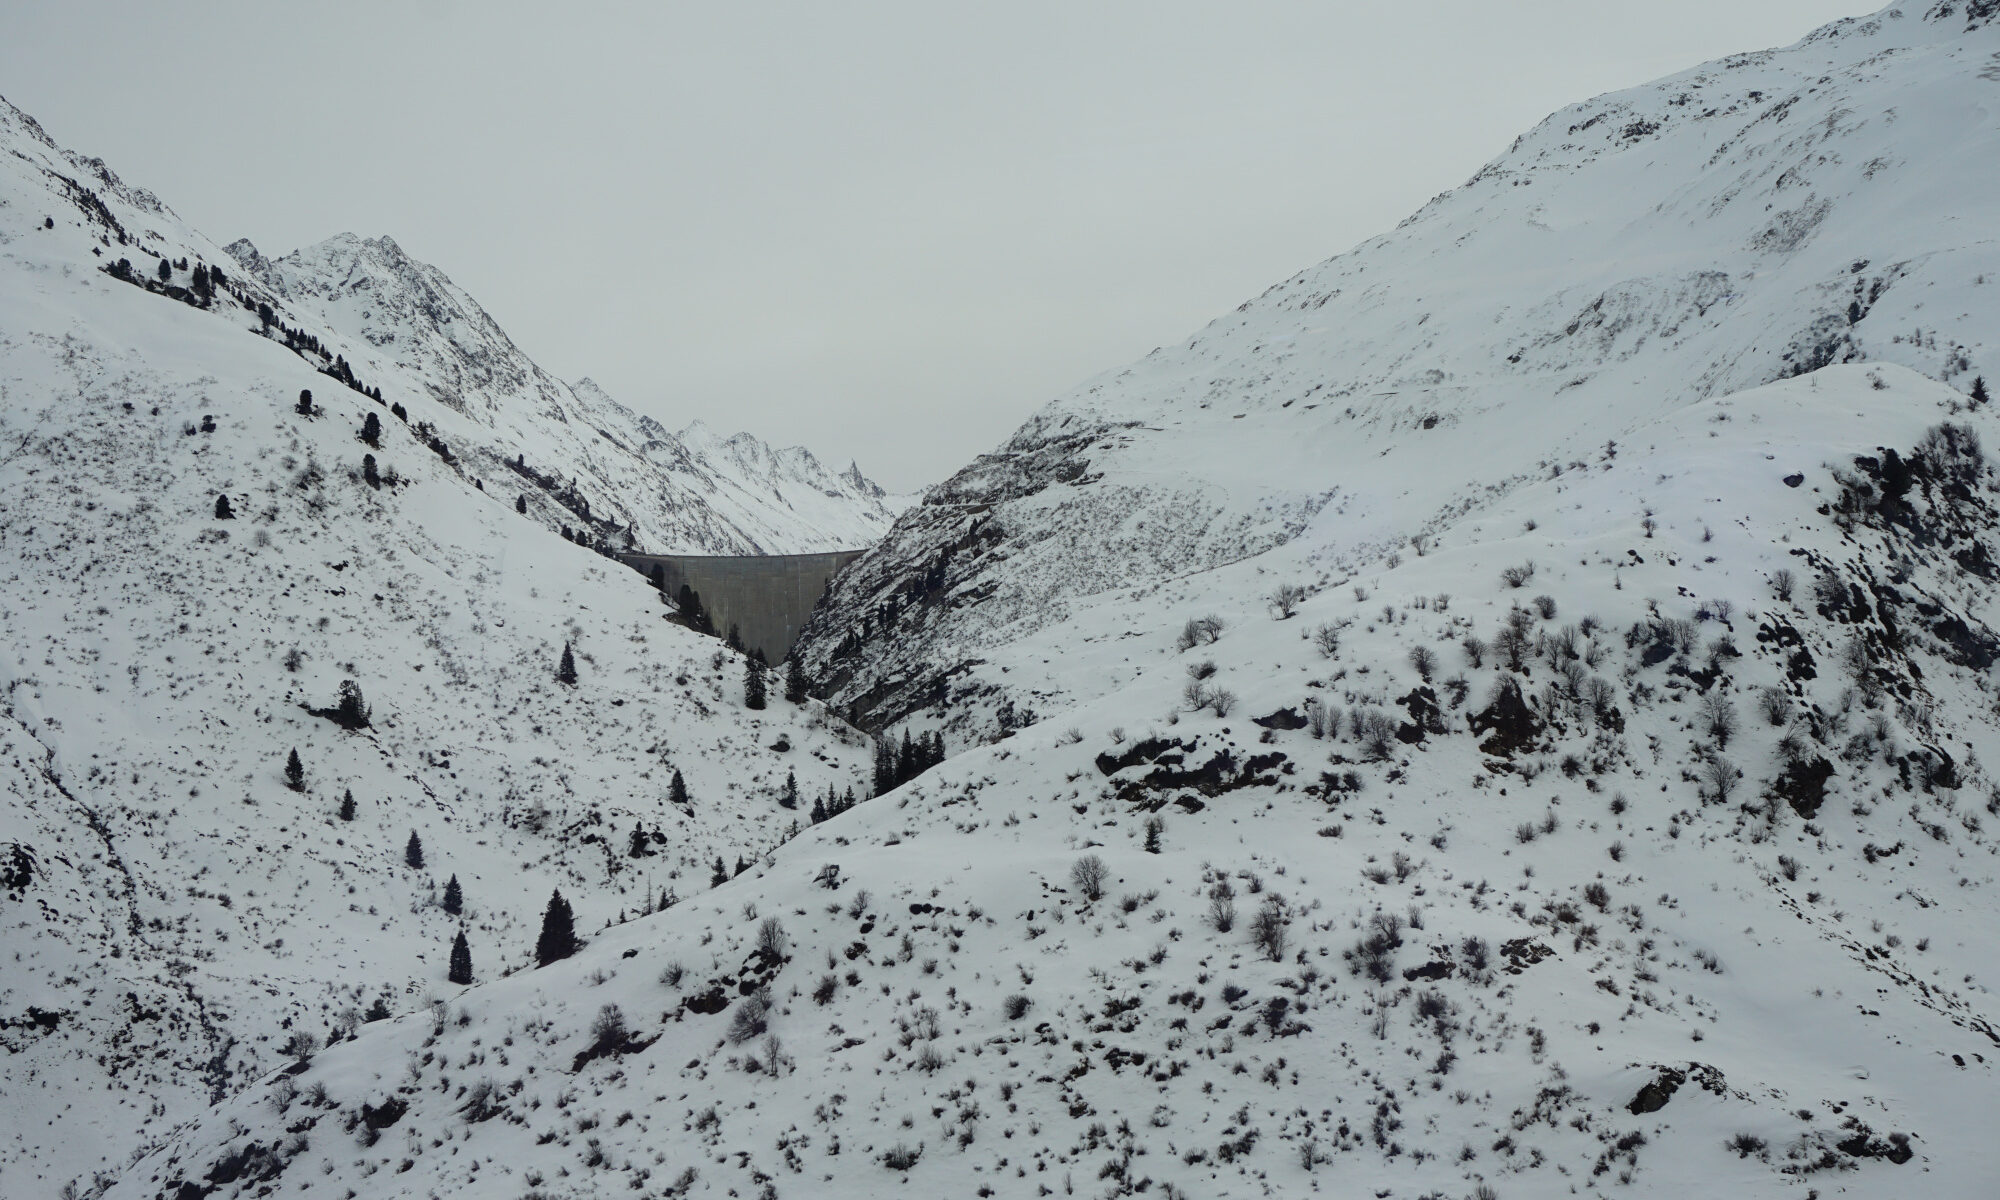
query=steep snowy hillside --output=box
[797,1,2000,736]
[0,100,874,1190]
[228,235,907,555]
[112,365,2000,1198]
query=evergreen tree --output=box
[734,855,749,877]
[726,623,744,653]
[743,655,767,710]
[362,453,381,489]
[780,769,798,809]
[534,889,577,966]
[295,389,313,416]
[442,873,462,915]
[810,791,827,824]
[391,401,408,422]
[448,929,473,985]
[365,996,392,1022]
[214,493,234,520]
[1973,376,1990,408]
[711,855,729,888]
[284,748,305,792]
[1144,815,1164,854]
[334,678,371,729]
[405,830,425,869]
[556,641,578,686]
[338,788,356,821]
[515,493,528,514]
[628,825,649,858]
[872,738,894,796]
[669,769,689,808]
[156,257,173,282]
[784,657,808,704]
[360,411,381,447]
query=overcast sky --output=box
[4,1,1869,491]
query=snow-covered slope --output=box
[796,0,2000,736]
[107,364,2000,1199]
[227,233,907,555]
[0,97,876,1191]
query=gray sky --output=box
[4,1,1869,491]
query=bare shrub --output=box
[1269,583,1309,619]
[1250,897,1289,962]
[1070,854,1109,901]
[1207,881,1238,932]
[1500,561,1536,589]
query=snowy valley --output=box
[5,3,2000,1200]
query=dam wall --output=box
[621,549,864,663]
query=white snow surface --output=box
[7,3,2000,1198]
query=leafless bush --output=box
[1771,567,1796,601]
[1176,615,1225,651]
[1699,691,1739,748]
[1757,687,1790,726]
[1071,854,1109,901]
[1250,897,1289,962]
[1269,583,1309,619]
[756,916,788,960]
[1699,755,1739,805]
[1500,561,1537,588]
[1407,645,1437,681]
[1460,634,1486,668]
[1312,623,1341,657]
[1207,881,1238,932]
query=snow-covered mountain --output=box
[225,232,908,555]
[102,360,2000,1199]
[796,0,2000,737]
[0,96,881,1191]
[15,2,2000,1198]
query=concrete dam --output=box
[621,549,864,664]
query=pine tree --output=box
[784,657,808,704]
[711,855,729,888]
[338,788,356,821]
[361,411,381,447]
[214,493,234,520]
[515,493,528,514]
[362,453,380,489]
[365,996,392,1022]
[296,389,313,416]
[734,855,749,877]
[534,889,577,966]
[810,791,827,824]
[556,641,578,686]
[628,825,649,858]
[1974,376,1990,408]
[442,874,462,914]
[284,748,305,792]
[727,624,744,653]
[669,769,689,808]
[391,401,408,422]
[780,769,798,809]
[1144,815,1164,854]
[743,656,767,710]
[334,678,371,729]
[156,257,173,282]
[405,831,425,869]
[448,929,473,985]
